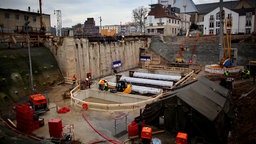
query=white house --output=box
[203,7,239,35]
[196,0,255,35]
[145,4,182,36]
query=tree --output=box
[132,6,148,33]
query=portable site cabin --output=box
[141,76,235,144]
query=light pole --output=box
[25,20,34,93]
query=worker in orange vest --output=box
[72,74,77,89]
[98,79,105,91]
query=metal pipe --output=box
[132,72,181,81]
[120,76,173,87]
[108,82,162,94]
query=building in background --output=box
[145,4,181,36]
[196,0,255,35]
[83,18,99,36]
[0,8,51,33]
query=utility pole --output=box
[99,16,102,35]
[25,20,34,93]
[219,0,224,61]
[183,2,187,35]
[54,10,62,36]
[39,0,43,29]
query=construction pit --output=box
[0,35,255,144]
[30,68,195,144]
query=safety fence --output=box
[205,65,242,74]
[70,86,163,111]
[70,70,195,111]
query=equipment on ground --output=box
[29,93,49,115]
[176,132,188,144]
[175,45,185,63]
[141,127,153,144]
[116,80,132,94]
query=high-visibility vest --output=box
[72,76,76,82]
[246,70,250,75]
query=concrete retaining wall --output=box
[46,38,146,82]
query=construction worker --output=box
[104,80,108,91]
[245,69,250,79]
[240,69,245,79]
[98,79,105,91]
[224,70,229,77]
[72,74,77,89]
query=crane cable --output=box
[82,109,122,144]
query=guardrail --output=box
[70,85,163,112]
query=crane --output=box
[219,10,232,67]
[39,0,46,33]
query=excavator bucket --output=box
[123,84,132,94]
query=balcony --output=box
[157,22,164,26]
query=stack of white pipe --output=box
[120,76,173,87]
[108,82,162,95]
[133,72,181,81]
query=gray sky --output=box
[0,0,221,27]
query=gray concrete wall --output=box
[150,36,256,66]
[46,37,145,82]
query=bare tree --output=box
[132,6,148,33]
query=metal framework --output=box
[54,10,62,36]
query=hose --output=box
[82,110,122,144]
[0,116,43,141]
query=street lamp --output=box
[25,20,34,93]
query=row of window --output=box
[4,13,37,22]
[209,20,251,28]
[149,18,180,26]
[208,28,251,34]
[210,13,233,21]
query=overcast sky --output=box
[1,0,222,27]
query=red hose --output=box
[82,110,122,144]
[0,117,43,141]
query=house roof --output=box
[172,76,230,121]
[148,4,180,19]
[196,0,256,14]
[173,0,198,13]
[196,1,240,14]
[233,8,256,16]
[0,8,50,16]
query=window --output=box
[210,15,214,21]
[216,28,220,35]
[24,15,29,21]
[178,21,179,24]
[216,12,220,20]
[209,29,214,34]
[15,14,19,20]
[209,22,214,28]
[245,28,251,34]
[33,16,36,22]
[5,13,10,19]
[216,21,220,27]
[227,13,232,20]
[246,19,252,26]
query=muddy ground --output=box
[0,75,256,144]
